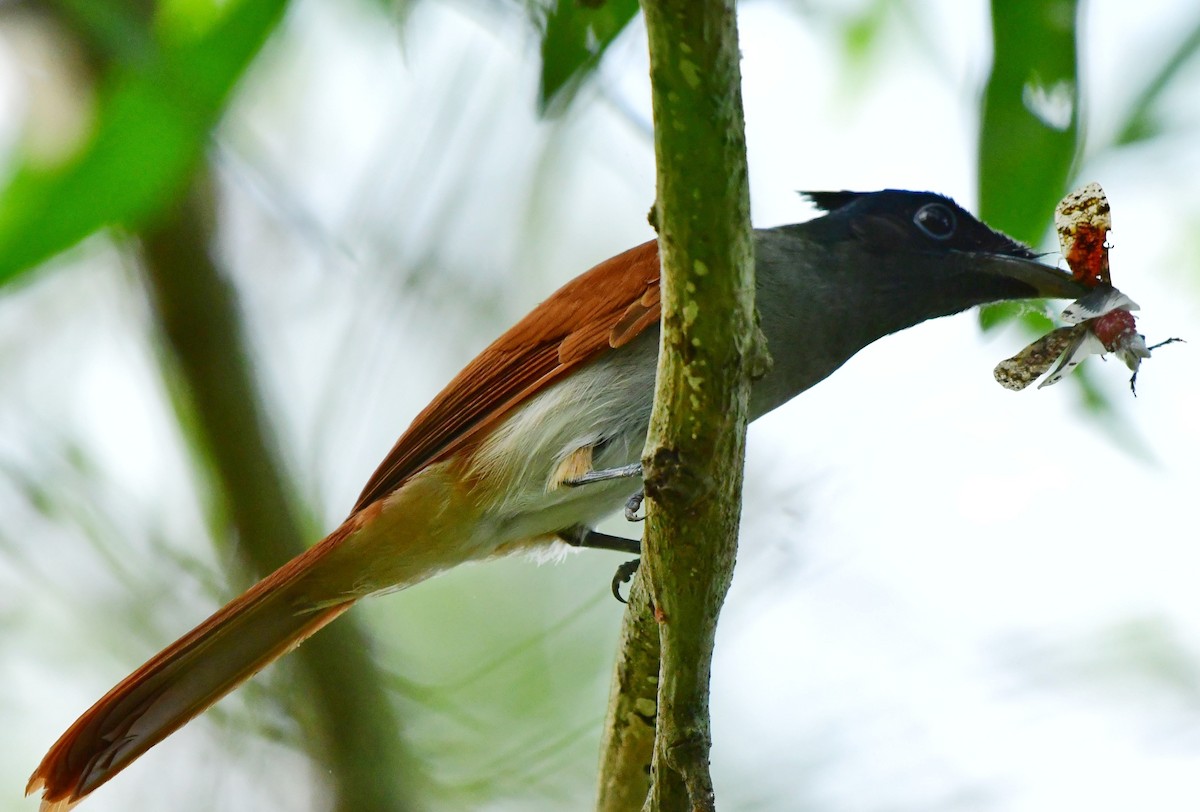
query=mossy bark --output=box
[598,2,762,809]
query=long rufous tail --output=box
[27,524,362,811]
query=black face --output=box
[802,189,1038,260]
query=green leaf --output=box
[535,0,640,117]
[0,0,289,286]
[978,0,1080,246]
[979,300,1056,334]
[978,301,1019,332]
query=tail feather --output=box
[27,526,359,810]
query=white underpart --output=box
[465,331,659,551]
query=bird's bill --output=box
[975,253,1091,299]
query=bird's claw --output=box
[624,490,645,522]
[612,558,641,603]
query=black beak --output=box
[976,253,1090,300]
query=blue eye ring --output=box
[913,203,956,240]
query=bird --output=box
[27,189,1088,810]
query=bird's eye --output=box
[913,203,957,240]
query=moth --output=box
[993,183,1181,394]
[993,287,1180,393]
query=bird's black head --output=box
[795,188,1087,309]
[803,190,1037,259]
[747,189,1090,416]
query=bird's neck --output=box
[747,224,999,418]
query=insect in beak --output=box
[993,183,1182,395]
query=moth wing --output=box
[1055,183,1110,241]
[1061,286,1140,324]
[1055,182,1112,286]
[1038,327,1106,388]
[993,326,1081,391]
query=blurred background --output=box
[2,0,1199,810]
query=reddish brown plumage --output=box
[27,522,359,809]
[351,239,660,512]
[29,238,663,810]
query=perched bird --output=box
[28,190,1087,810]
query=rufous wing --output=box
[351,239,662,513]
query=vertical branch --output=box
[140,172,417,812]
[597,576,659,810]
[596,1,762,809]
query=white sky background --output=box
[2,0,1200,810]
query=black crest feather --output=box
[800,191,868,213]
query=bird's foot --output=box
[612,558,641,603]
[556,526,642,603]
[624,490,645,522]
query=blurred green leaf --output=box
[1113,14,1200,146]
[978,0,1080,246]
[978,300,1055,333]
[535,0,639,117]
[975,1,1092,400]
[155,0,236,43]
[0,0,289,286]
[839,0,887,63]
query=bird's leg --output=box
[559,462,645,601]
[561,458,644,521]
[557,524,640,554]
[557,525,642,603]
[562,462,643,487]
